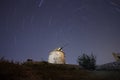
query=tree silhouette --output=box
[77,53,96,70]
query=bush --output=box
[77,53,96,70]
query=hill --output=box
[96,61,120,70]
[0,59,120,80]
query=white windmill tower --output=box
[112,53,120,61]
[48,47,65,64]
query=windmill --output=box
[48,43,69,64]
[48,47,65,64]
[112,52,120,61]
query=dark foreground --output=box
[0,59,120,80]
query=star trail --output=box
[0,0,120,64]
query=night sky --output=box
[0,0,120,65]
